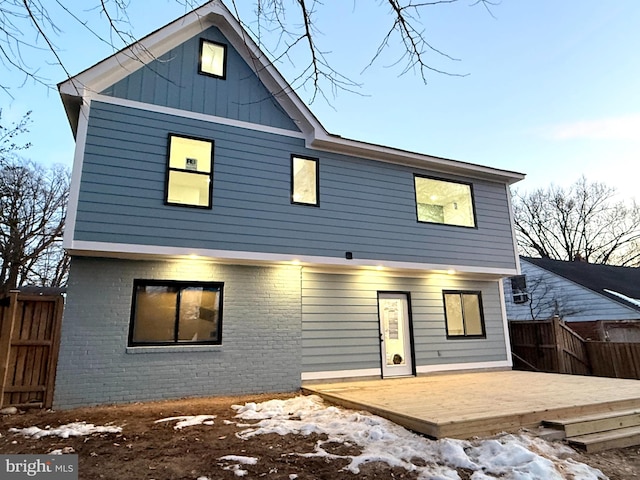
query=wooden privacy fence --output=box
[508,318,591,376]
[509,318,640,380]
[0,291,65,409]
[586,342,640,380]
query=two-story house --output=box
[55,0,525,408]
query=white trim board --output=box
[301,360,512,382]
[90,94,307,140]
[66,240,519,277]
[58,0,524,185]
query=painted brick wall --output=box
[54,257,302,408]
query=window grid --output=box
[165,134,214,209]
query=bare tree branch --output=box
[512,176,640,267]
[2,1,496,103]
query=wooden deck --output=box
[302,371,640,439]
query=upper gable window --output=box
[199,39,227,79]
[166,134,213,208]
[291,155,319,206]
[414,175,476,228]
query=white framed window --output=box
[414,175,476,227]
[510,275,529,304]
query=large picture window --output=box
[291,155,319,206]
[129,280,223,346]
[442,291,486,339]
[414,175,476,227]
[166,134,213,208]
[198,39,227,79]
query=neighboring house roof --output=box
[522,257,640,313]
[58,0,524,186]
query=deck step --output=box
[543,409,640,437]
[567,425,640,453]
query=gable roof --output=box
[58,0,524,186]
[522,256,640,312]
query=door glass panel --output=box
[380,297,406,367]
[378,293,413,377]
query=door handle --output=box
[379,333,384,342]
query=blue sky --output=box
[2,1,639,199]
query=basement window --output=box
[414,175,476,227]
[129,280,223,346]
[166,134,213,208]
[443,291,486,339]
[199,39,227,79]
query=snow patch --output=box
[154,415,216,430]
[604,289,640,307]
[232,395,606,479]
[9,422,122,439]
[219,455,258,465]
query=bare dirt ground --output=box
[0,392,638,479]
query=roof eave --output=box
[310,134,525,184]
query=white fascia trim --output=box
[505,184,522,275]
[415,360,512,374]
[63,100,91,249]
[310,136,526,185]
[58,1,324,140]
[498,279,514,366]
[58,6,216,97]
[65,240,519,276]
[301,368,380,381]
[91,94,306,140]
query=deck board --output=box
[303,371,640,439]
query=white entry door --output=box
[378,292,413,377]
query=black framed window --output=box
[291,155,319,206]
[198,39,227,79]
[443,290,486,339]
[165,134,214,208]
[129,280,223,346]
[414,175,476,227]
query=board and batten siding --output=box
[301,270,508,374]
[504,261,640,322]
[101,26,299,132]
[74,100,517,270]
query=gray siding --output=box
[102,26,299,132]
[74,101,518,270]
[54,257,302,408]
[301,271,507,373]
[504,261,640,322]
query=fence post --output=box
[0,291,20,408]
[552,316,567,374]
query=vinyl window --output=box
[199,39,227,79]
[414,175,476,227]
[291,155,319,206]
[443,291,486,339]
[129,280,223,346]
[166,134,213,208]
